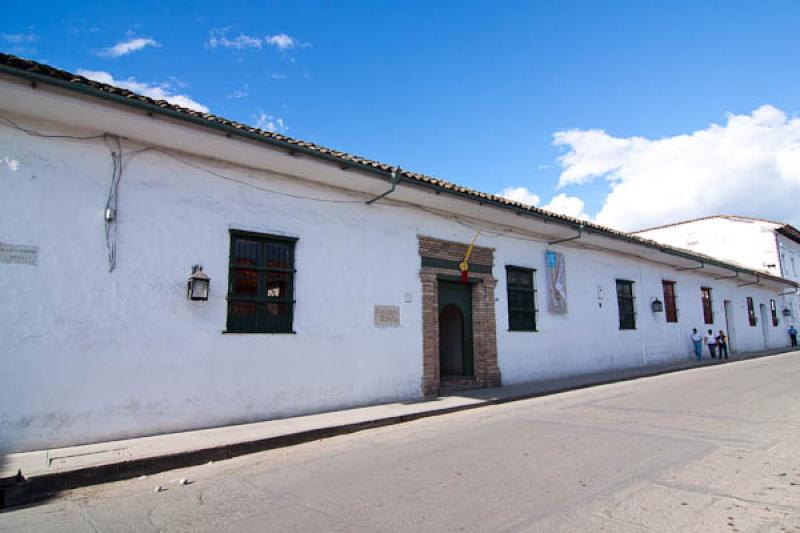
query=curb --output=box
[5,347,795,509]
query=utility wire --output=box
[0,115,106,141]
[0,115,562,257]
[0,112,551,246]
[147,147,368,205]
[0,114,369,205]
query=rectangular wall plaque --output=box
[374,305,401,328]
[0,243,38,265]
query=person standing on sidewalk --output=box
[717,330,729,360]
[789,325,798,347]
[691,328,703,361]
[706,329,718,359]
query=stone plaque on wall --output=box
[374,305,400,328]
[0,243,38,265]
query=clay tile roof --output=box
[0,52,796,287]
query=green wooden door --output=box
[438,281,474,377]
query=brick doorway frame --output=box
[419,236,501,396]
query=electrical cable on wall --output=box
[0,114,373,276]
[0,115,106,141]
[148,147,368,205]
[0,111,561,253]
[104,136,123,272]
[0,113,576,270]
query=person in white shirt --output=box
[705,329,718,359]
[690,328,703,361]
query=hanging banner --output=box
[546,250,568,313]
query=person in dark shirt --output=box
[717,330,728,360]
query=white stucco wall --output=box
[1,111,792,452]
[635,217,783,276]
[494,233,787,385]
[636,218,800,331]
[776,233,800,283]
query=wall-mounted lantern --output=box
[187,265,210,301]
[651,298,664,313]
[782,307,792,317]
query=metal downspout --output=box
[676,262,704,271]
[365,166,401,205]
[737,275,760,287]
[548,224,583,245]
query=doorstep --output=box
[1,347,796,507]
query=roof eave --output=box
[0,60,796,289]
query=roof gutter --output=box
[1,63,797,289]
[365,166,401,205]
[737,275,760,287]
[0,64,403,183]
[676,262,704,271]
[548,224,583,245]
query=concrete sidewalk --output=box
[2,347,795,506]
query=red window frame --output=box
[747,297,757,326]
[701,287,713,324]
[662,281,678,323]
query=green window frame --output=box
[616,279,636,330]
[506,266,537,331]
[226,230,297,333]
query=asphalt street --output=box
[3,353,799,532]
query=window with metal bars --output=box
[747,296,756,326]
[770,299,779,327]
[506,266,537,331]
[616,279,636,330]
[226,230,297,333]
[701,287,713,324]
[662,280,678,323]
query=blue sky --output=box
[3,1,800,229]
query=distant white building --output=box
[1,54,796,453]
[634,214,800,331]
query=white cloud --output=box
[265,33,295,50]
[1,33,36,44]
[77,69,209,113]
[497,186,540,206]
[206,29,301,53]
[498,187,589,220]
[554,105,800,231]
[270,72,287,80]
[208,29,263,50]
[541,193,590,220]
[2,33,37,55]
[254,111,288,133]
[555,130,648,187]
[100,37,160,57]
[227,89,248,99]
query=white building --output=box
[1,54,795,453]
[633,215,800,330]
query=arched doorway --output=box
[438,281,474,378]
